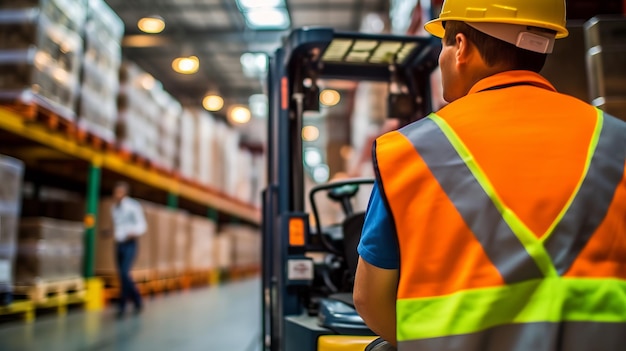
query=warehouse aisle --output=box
[0,278,261,351]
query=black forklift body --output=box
[263,27,440,351]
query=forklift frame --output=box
[262,27,440,351]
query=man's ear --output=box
[454,33,472,67]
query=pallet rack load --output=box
[0,0,87,124]
[0,156,24,305]
[77,0,124,145]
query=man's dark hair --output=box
[114,181,130,193]
[443,21,549,73]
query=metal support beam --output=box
[83,162,102,279]
[167,192,179,209]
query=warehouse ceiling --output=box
[104,0,389,120]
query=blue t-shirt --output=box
[357,180,400,269]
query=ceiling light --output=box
[244,8,290,30]
[249,94,268,118]
[320,89,341,106]
[237,0,284,9]
[312,164,330,183]
[302,126,320,142]
[172,56,199,74]
[230,106,252,124]
[304,148,323,167]
[203,95,224,112]
[138,15,165,34]
[241,53,268,77]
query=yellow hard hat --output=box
[424,0,568,39]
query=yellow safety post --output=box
[85,278,104,311]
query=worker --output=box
[354,0,626,350]
[110,181,146,317]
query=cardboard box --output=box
[188,216,216,271]
[16,218,83,285]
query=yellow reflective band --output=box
[428,114,557,278]
[541,108,603,242]
[397,277,626,342]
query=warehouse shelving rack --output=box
[0,105,261,319]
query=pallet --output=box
[13,278,85,304]
[184,269,220,287]
[3,100,76,137]
[75,127,115,151]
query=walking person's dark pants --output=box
[116,239,142,314]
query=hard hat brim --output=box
[424,17,569,39]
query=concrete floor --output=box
[0,278,261,351]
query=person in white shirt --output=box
[111,181,146,317]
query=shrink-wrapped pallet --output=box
[193,110,216,187]
[77,0,123,142]
[0,156,24,301]
[169,211,189,274]
[178,109,196,181]
[188,216,216,271]
[150,206,173,277]
[214,232,234,271]
[155,91,181,171]
[0,0,86,120]
[117,62,160,162]
[15,218,83,285]
[221,224,261,269]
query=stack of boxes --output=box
[77,0,123,142]
[15,218,83,285]
[0,0,86,120]
[193,109,216,188]
[584,16,626,121]
[178,109,196,181]
[0,156,24,304]
[188,216,217,272]
[221,225,261,271]
[117,62,160,162]
[155,90,181,172]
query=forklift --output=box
[262,27,441,351]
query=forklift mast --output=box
[262,28,440,351]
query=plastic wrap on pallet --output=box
[15,217,83,285]
[220,224,261,269]
[193,109,216,187]
[79,0,123,143]
[0,0,86,121]
[0,156,24,296]
[178,109,196,181]
[169,211,188,274]
[150,206,173,277]
[210,121,231,193]
[117,62,161,163]
[214,233,233,270]
[95,198,151,275]
[154,90,181,172]
[188,216,216,271]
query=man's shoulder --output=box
[123,197,143,208]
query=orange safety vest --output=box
[374,71,626,350]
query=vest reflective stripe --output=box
[396,278,626,342]
[399,321,626,351]
[399,116,546,283]
[545,111,626,274]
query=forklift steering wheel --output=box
[309,179,375,255]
